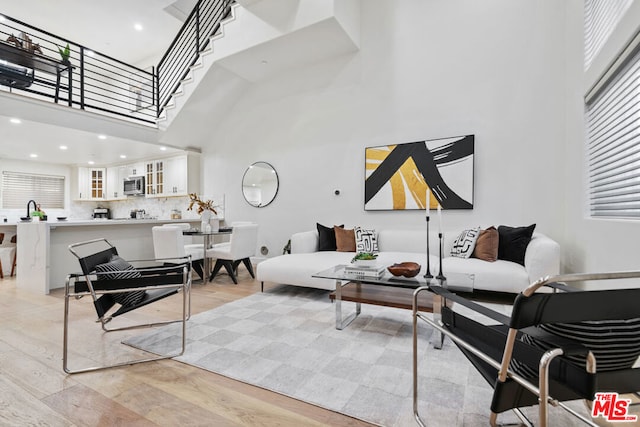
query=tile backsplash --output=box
[0,195,225,223]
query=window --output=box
[586,39,640,218]
[584,0,633,70]
[1,171,65,209]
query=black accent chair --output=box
[63,238,192,374]
[413,272,640,426]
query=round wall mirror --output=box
[242,162,279,207]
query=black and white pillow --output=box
[450,228,480,258]
[354,226,379,253]
[95,255,145,307]
[512,319,640,378]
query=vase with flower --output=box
[187,193,219,232]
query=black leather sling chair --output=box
[63,238,192,374]
[412,271,640,426]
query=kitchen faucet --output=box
[26,199,37,218]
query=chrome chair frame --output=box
[413,271,640,427]
[63,238,192,374]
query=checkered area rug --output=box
[124,285,599,427]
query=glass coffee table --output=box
[313,265,474,347]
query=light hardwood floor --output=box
[0,269,374,427]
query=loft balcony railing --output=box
[0,15,157,125]
[0,0,233,126]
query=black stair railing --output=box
[156,0,234,117]
[0,14,157,125]
[0,0,234,126]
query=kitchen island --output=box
[17,218,204,294]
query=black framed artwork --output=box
[364,135,474,210]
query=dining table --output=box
[183,226,232,281]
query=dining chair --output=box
[10,235,16,276]
[153,225,205,280]
[162,222,201,249]
[207,223,258,284]
[0,233,17,278]
[0,233,4,278]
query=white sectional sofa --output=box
[257,228,560,294]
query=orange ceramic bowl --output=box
[387,262,421,278]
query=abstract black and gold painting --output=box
[365,135,474,210]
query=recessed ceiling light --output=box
[134,23,143,31]
[30,153,38,158]
[88,161,95,165]
[59,145,68,150]
[0,15,5,22]
[159,146,167,151]
[97,134,107,140]
[86,50,95,57]
[10,118,21,124]
[120,154,127,159]
[261,60,268,65]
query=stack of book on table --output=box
[344,264,386,278]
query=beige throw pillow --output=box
[334,226,356,252]
[472,226,499,262]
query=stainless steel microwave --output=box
[123,176,145,196]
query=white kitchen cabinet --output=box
[145,153,199,197]
[127,162,144,178]
[164,155,187,195]
[76,167,89,200]
[76,167,106,200]
[74,154,199,201]
[144,159,165,196]
[106,166,127,200]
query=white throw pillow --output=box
[450,228,480,258]
[354,226,379,253]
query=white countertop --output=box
[16,218,200,227]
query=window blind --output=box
[586,44,640,218]
[1,171,65,209]
[584,0,633,70]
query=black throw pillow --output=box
[317,223,344,251]
[497,224,536,266]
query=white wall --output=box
[199,0,572,259]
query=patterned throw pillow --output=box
[95,255,146,307]
[512,319,640,378]
[354,226,379,253]
[450,228,480,258]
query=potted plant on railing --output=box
[57,43,71,65]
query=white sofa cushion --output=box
[442,257,530,294]
[257,251,354,291]
[291,230,319,254]
[377,229,427,253]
